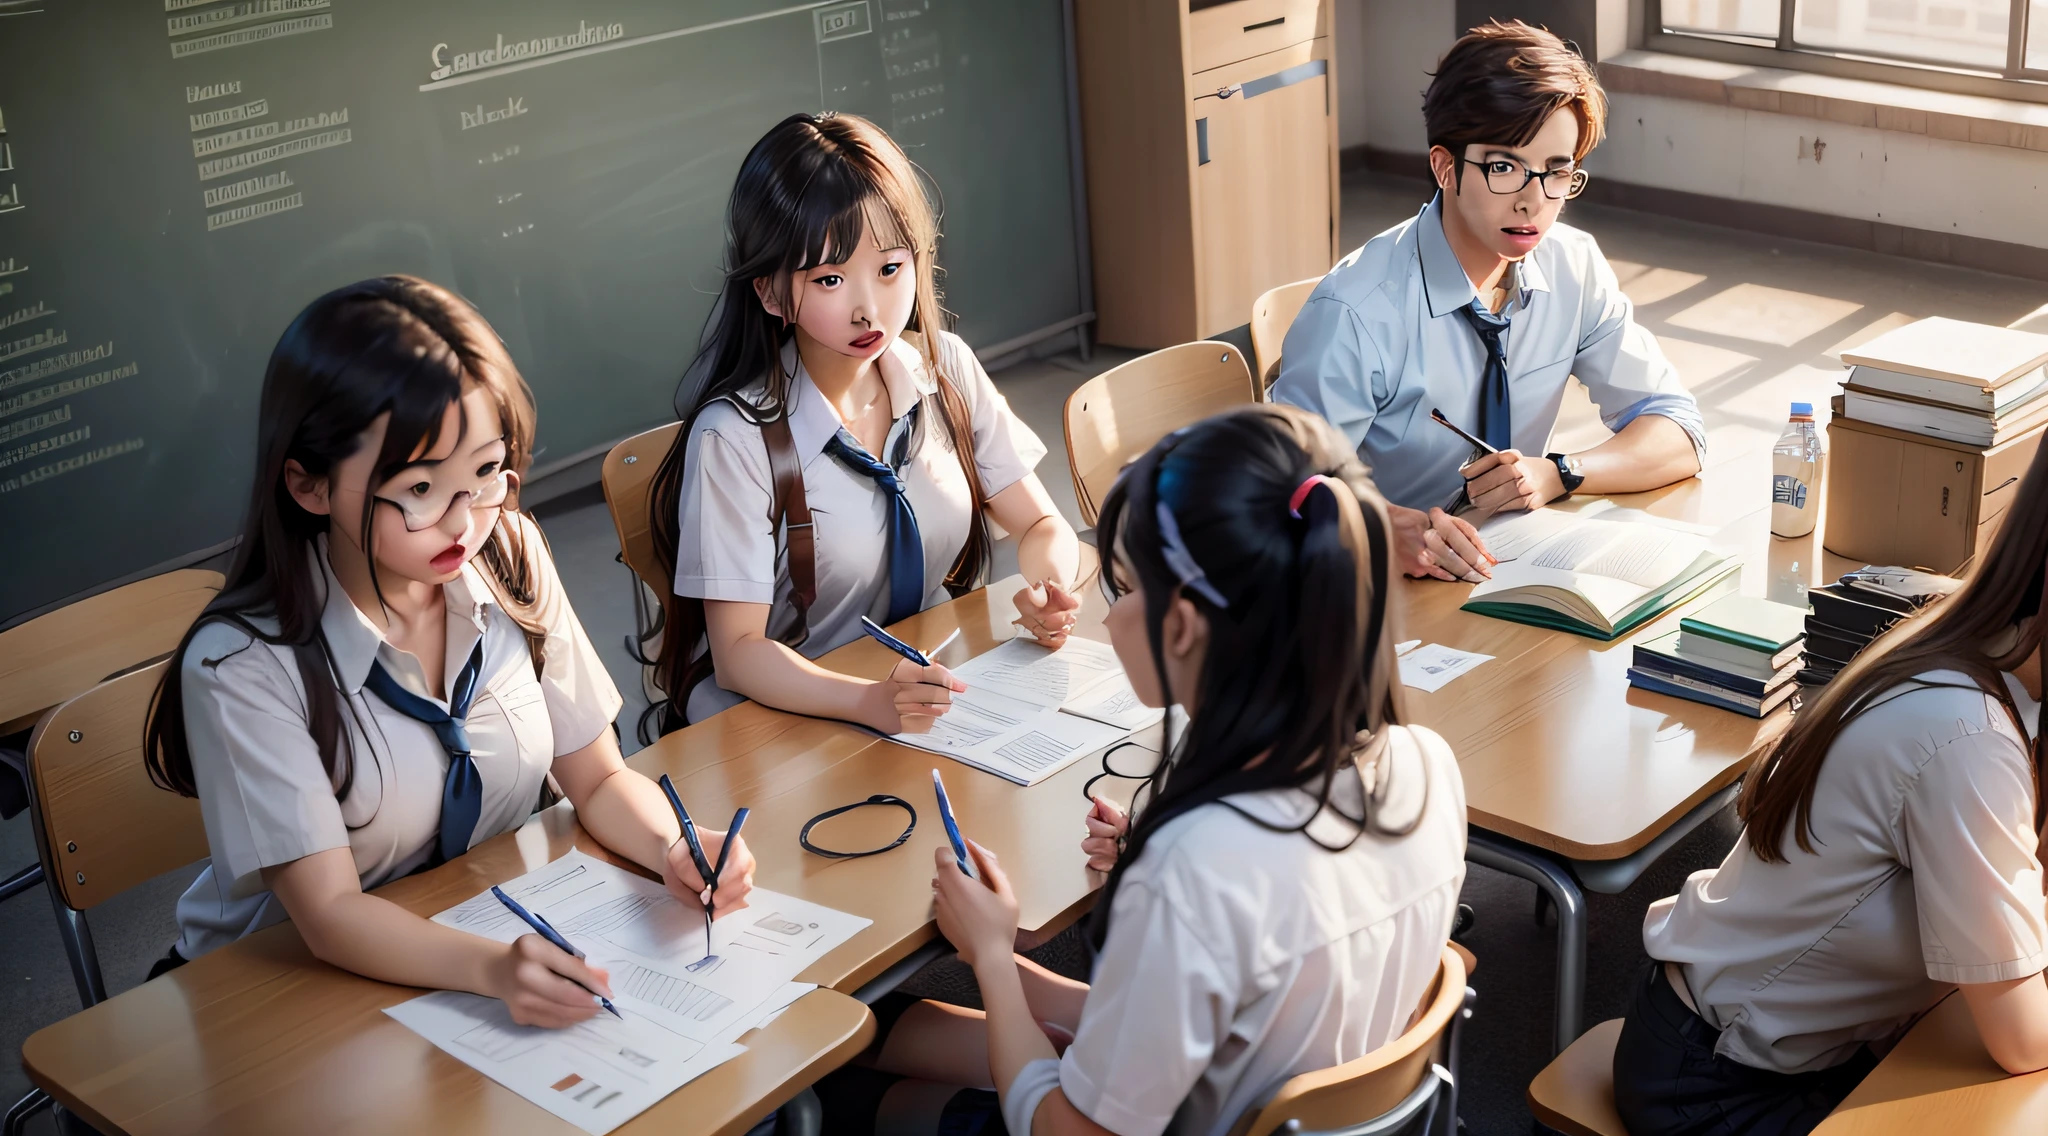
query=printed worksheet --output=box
[386,991,745,1136]
[890,636,1155,785]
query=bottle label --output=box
[1773,474,1808,509]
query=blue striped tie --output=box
[826,422,925,625]
[362,641,487,867]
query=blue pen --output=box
[859,616,960,668]
[489,885,622,1019]
[931,769,976,880]
[659,775,749,960]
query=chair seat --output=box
[1527,1018,1628,1136]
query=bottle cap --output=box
[1790,401,1813,416]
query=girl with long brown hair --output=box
[145,277,753,1025]
[1615,444,2048,1135]
[646,112,1081,732]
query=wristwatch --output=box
[1546,452,1585,499]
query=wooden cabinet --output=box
[1824,413,2045,574]
[1076,0,1340,348]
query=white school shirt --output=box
[673,330,1046,721]
[1048,725,1468,1136]
[1643,670,2048,1074]
[173,514,623,959]
[1271,193,1705,512]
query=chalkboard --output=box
[0,0,1086,625]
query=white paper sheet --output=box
[388,851,872,1131]
[386,992,746,1135]
[1397,643,1495,693]
[890,636,1154,785]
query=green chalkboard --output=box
[0,0,1085,625]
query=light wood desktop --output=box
[21,569,1144,1136]
[1813,993,2048,1134]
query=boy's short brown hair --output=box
[1423,20,1607,164]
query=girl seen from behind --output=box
[1617,442,2048,1135]
[648,112,1081,734]
[817,404,1470,1135]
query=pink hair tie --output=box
[1289,474,1338,519]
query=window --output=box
[1654,0,2048,84]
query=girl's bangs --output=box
[368,333,469,483]
[791,181,916,272]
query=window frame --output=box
[1645,0,2048,105]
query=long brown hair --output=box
[1737,445,2048,862]
[644,112,988,736]
[145,276,551,801]
[1087,405,1416,949]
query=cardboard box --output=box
[1824,404,2043,574]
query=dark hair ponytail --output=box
[145,276,548,801]
[644,112,989,736]
[1088,404,1416,950]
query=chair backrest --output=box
[1227,946,1469,1136]
[602,422,684,601]
[28,660,207,913]
[1249,276,1321,396]
[1062,341,1257,527]
[0,567,224,736]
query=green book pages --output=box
[1679,595,1809,654]
[1461,511,1739,640]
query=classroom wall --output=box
[1353,0,1457,156]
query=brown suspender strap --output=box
[760,409,816,644]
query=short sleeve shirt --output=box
[674,330,1047,721]
[1055,725,1469,1136]
[1643,670,2048,1074]
[173,513,624,959]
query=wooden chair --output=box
[1525,1018,1629,1136]
[1249,276,1321,397]
[1062,341,1257,527]
[0,567,220,906]
[10,660,209,1136]
[601,421,683,601]
[1225,946,1474,1136]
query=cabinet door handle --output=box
[1240,58,1327,99]
[1197,117,1210,165]
[1243,16,1286,32]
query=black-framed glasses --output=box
[1458,157,1589,200]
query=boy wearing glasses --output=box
[1273,21,1703,582]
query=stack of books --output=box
[1798,566,1961,688]
[1838,317,2048,447]
[1629,595,1806,718]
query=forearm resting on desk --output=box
[702,599,892,726]
[1960,972,2048,1075]
[1572,413,1701,497]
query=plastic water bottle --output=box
[1771,402,1823,539]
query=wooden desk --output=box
[1815,993,2048,1133]
[1401,460,1857,1052]
[21,570,1141,1136]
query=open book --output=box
[1462,508,1739,640]
[888,636,1163,785]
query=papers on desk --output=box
[891,636,1163,785]
[1396,641,1495,693]
[386,851,870,1134]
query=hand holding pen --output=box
[1013,578,1080,648]
[858,617,967,735]
[487,885,622,1024]
[657,775,755,952]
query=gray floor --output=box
[6,172,2048,1133]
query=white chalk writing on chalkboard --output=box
[188,99,268,132]
[0,343,112,393]
[0,328,62,364]
[460,97,527,131]
[170,14,331,59]
[0,437,145,495]
[0,425,85,469]
[0,406,69,446]
[0,362,138,418]
[0,302,52,332]
[167,0,330,40]
[0,184,21,214]
[430,22,626,82]
[185,81,244,104]
[203,171,292,209]
[198,128,349,180]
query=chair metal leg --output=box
[0,861,41,903]
[48,890,107,1008]
[774,1087,822,1136]
[4,1088,53,1136]
[1466,831,1586,1054]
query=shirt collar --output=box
[1416,192,1551,320]
[779,336,938,458]
[312,535,495,696]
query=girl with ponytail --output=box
[817,405,1469,1135]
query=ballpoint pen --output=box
[489,885,622,1019]
[659,773,748,960]
[858,616,960,667]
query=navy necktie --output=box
[362,640,486,867]
[1456,300,1514,452]
[826,419,924,625]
